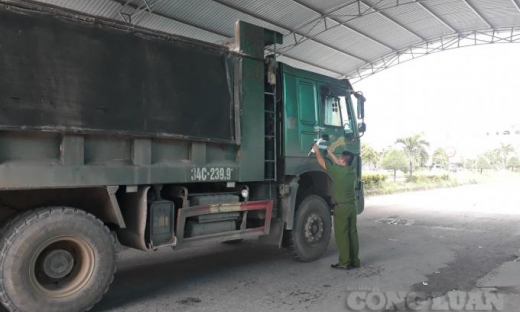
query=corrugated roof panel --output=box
[215,0,320,30]
[471,0,520,27]
[149,0,289,38]
[279,21,368,64]
[296,0,355,15]
[295,15,390,62]
[427,0,489,31]
[284,39,366,75]
[313,21,393,61]
[34,0,120,17]
[22,0,520,80]
[333,2,422,50]
[371,1,454,39]
[137,12,229,44]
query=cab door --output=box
[318,84,365,214]
[296,78,319,154]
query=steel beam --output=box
[111,0,368,68]
[279,0,435,57]
[349,28,520,83]
[293,0,428,38]
[117,0,165,24]
[120,1,351,77]
[112,0,230,40]
[359,0,427,42]
[288,0,397,51]
[104,0,520,84]
[210,0,370,63]
[511,0,520,14]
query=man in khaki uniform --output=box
[312,144,360,270]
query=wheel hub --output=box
[304,213,324,244]
[30,236,95,298]
[41,249,75,279]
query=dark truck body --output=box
[0,1,365,311]
[0,1,241,190]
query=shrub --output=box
[362,173,387,187]
[407,174,450,183]
[407,175,426,183]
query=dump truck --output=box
[0,1,367,311]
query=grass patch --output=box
[364,171,483,196]
[365,179,464,196]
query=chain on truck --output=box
[0,1,367,311]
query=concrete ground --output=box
[9,178,520,312]
[87,179,520,312]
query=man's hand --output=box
[313,143,326,169]
[327,146,341,165]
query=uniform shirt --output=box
[326,162,356,204]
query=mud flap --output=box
[355,181,365,215]
[258,218,284,247]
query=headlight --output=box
[241,188,249,199]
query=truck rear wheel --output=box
[287,195,331,262]
[0,207,116,312]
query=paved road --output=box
[87,179,520,312]
[9,180,520,312]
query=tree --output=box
[361,144,380,170]
[477,156,492,174]
[432,148,449,170]
[381,149,408,182]
[500,143,515,168]
[464,159,476,170]
[507,156,520,171]
[419,149,429,168]
[484,149,502,169]
[396,134,430,181]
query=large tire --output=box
[0,207,116,312]
[287,195,332,262]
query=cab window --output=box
[323,96,342,127]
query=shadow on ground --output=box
[92,241,297,311]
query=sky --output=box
[354,44,520,161]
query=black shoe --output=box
[331,263,350,270]
[349,259,361,269]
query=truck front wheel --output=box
[0,207,116,312]
[288,195,332,262]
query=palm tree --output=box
[499,143,515,169]
[396,134,430,181]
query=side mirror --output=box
[343,122,353,134]
[354,92,365,120]
[358,122,366,133]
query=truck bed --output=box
[0,0,234,142]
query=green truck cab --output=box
[0,1,365,311]
[280,63,367,222]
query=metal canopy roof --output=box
[31,0,520,82]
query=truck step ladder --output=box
[264,71,277,182]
